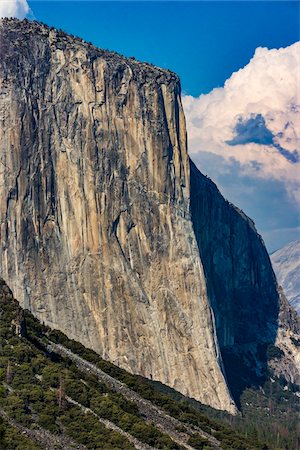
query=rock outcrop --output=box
[269,288,300,385]
[190,160,279,351]
[0,18,235,413]
[0,19,298,413]
[190,161,300,399]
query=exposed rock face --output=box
[0,19,297,413]
[190,162,300,396]
[269,288,300,385]
[271,240,300,314]
[0,19,236,413]
[190,161,279,352]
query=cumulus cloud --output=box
[0,0,30,19]
[183,42,300,204]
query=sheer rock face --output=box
[190,162,300,388]
[190,161,279,353]
[0,19,236,413]
[270,288,300,385]
[1,19,297,413]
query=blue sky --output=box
[29,1,299,96]
[24,2,300,251]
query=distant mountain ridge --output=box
[271,240,300,314]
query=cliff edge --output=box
[1,18,298,413]
[0,18,236,413]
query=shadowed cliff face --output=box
[0,19,236,413]
[190,160,279,349]
[190,161,300,403]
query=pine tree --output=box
[58,374,66,410]
[6,360,12,384]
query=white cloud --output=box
[0,0,30,19]
[183,42,300,203]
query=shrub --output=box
[187,434,212,449]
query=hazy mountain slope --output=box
[271,240,300,314]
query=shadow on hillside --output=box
[221,347,268,408]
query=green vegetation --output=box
[187,434,212,449]
[0,280,181,449]
[0,278,299,450]
[47,328,299,450]
[0,416,41,450]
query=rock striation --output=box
[0,18,235,413]
[190,161,300,398]
[0,19,298,413]
[190,160,279,351]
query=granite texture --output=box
[0,19,298,413]
[0,19,235,413]
[190,161,300,391]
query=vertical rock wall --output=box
[190,160,282,397]
[0,19,236,413]
[190,160,279,350]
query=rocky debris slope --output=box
[271,240,300,314]
[64,395,156,450]
[46,341,222,450]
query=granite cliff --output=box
[0,19,298,413]
[0,18,235,413]
[190,162,300,400]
